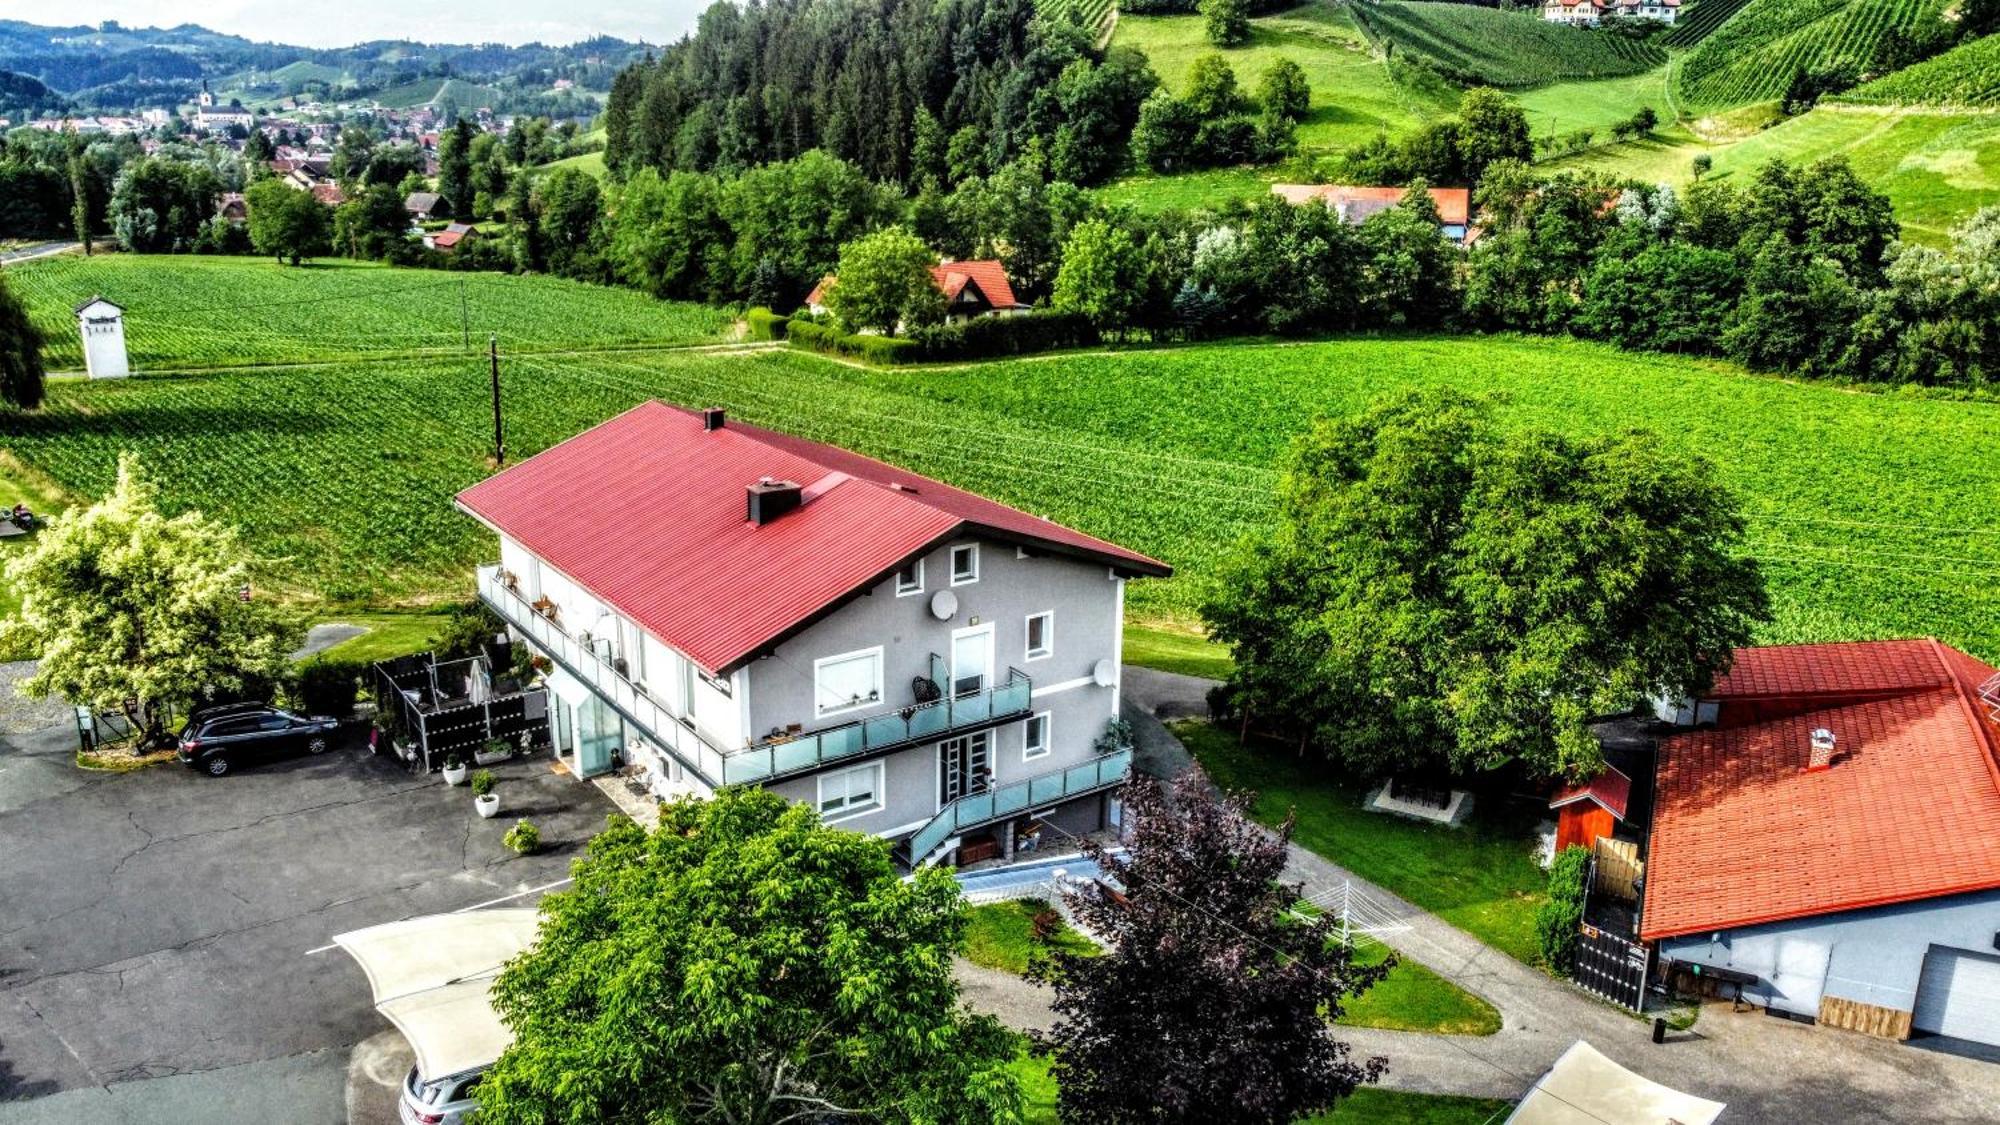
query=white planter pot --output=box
[474,793,500,819]
[442,764,469,786]
[474,747,512,767]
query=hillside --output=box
[5,257,2000,657]
[1839,33,2000,107]
[373,76,508,110]
[1349,1,1666,88]
[1675,0,1952,108]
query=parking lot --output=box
[0,696,613,1122]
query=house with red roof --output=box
[804,259,1029,325]
[457,402,1169,867]
[1643,640,2000,1047]
[1271,184,1476,244]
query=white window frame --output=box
[895,557,925,597]
[817,761,885,822]
[1025,611,1054,662]
[1023,711,1051,761]
[813,645,884,718]
[950,543,980,586]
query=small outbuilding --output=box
[75,295,129,378]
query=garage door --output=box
[1912,945,2000,1045]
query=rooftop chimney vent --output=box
[702,407,726,431]
[747,478,802,525]
[1807,728,1836,772]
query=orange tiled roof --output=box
[1270,184,1472,227]
[1642,640,2000,940]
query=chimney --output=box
[746,477,802,525]
[702,406,726,431]
[1807,728,1836,772]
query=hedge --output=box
[746,306,790,341]
[786,319,925,365]
[293,656,367,719]
[1535,844,1591,975]
[914,310,1099,359]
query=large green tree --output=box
[437,119,477,220]
[825,226,944,334]
[1031,767,1386,1123]
[1204,388,1768,780]
[0,271,45,409]
[477,788,1021,1124]
[1,455,300,730]
[1052,218,1146,335]
[245,178,332,265]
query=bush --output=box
[910,311,1099,360]
[471,769,495,797]
[746,306,790,340]
[293,656,365,718]
[503,818,541,854]
[1536,844,1590,975]
[785,319,926,365]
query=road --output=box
[0,243,81,267]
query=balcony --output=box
[906,747,1132,866]
[477,565,1036,789]
[477,564,735,788]
[725,654,1032,785]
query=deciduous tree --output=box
[477,788,1021,1125]
[0,271,45,409]
[1053,218,1146,336]
[1,455,300,731]
[1030,767,1387,1124]
[825,226,943,334]
[1257,58,1311,123]
[245,178,331,265]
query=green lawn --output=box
[962,898,1099,975]
[1122,621,1234,680]
[1009,1048,1511,1124]
[1341,942,1502,1036]
[311,611,457,664]
[1177,720,1549,965]
[1513,67,1678,139]
[1547,104,2000,244]
[0,452,74,626]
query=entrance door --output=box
[939,732,992,807]
[951,624,993,697]
[576,696,621,778]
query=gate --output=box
[1575,922,1649,1010]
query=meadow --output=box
[8,255,733,370]
[6,258,2000,663]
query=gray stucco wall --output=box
[1658,887,2000,1016]
[753,534,1126,836]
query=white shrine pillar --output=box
[75,295,129,378]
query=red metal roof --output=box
[456,402,1169,675]
[1550,766,1630,820]
[1642,641,2000,940]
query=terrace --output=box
[475,564,1037,789]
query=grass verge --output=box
[1341,942,1502,1036]
[1122,620,1233,681]
[963,898,1098,975]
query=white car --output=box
[399,1064,485,1125]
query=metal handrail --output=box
[477,565,734,788]
[907,747,1133,865]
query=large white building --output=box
[1544,0,1679,25]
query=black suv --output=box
[177,703,341,777]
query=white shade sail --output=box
[1505,1040,1725,1125]
[333,908,540,1082]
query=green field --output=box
[1351,1,1665,88]
[373,76,506,110]
[1676,0,1951,108]
[1839,32,2000,108]
[8,256,733,370]
[1512,66,1677,137]
[8,259,2000,658]
[1109,2,1458,157]
[1662,0,1758,47]
[1550,103,2000,242]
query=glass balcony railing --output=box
[477,564,734,789]
[478,564,1037,789]
[723,656,1033,785]
[906,747,1132,865]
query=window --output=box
[1024,712,1051,760]
[818,761,884,820]
[814,646,883,717]
[950,544,980,586]
[896,558,925,597]
[1025,611,1053,661]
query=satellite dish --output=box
[1092,658,1117,687]
[929,590,958,621]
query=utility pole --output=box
[489,334,504,466]
[460,278,470,353]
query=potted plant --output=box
[475,737,513,767]
[471,770,499,818]
[502,818,540,855]
[441,753,469,786]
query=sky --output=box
[0,1,705,48]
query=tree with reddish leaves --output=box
[1028,768,1388,1124]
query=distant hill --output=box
[0,19,648,112]
[1674,0,1951,109]
[1348,2,1665,89]
[1839,33,2000,108]
[0,69,65,117]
